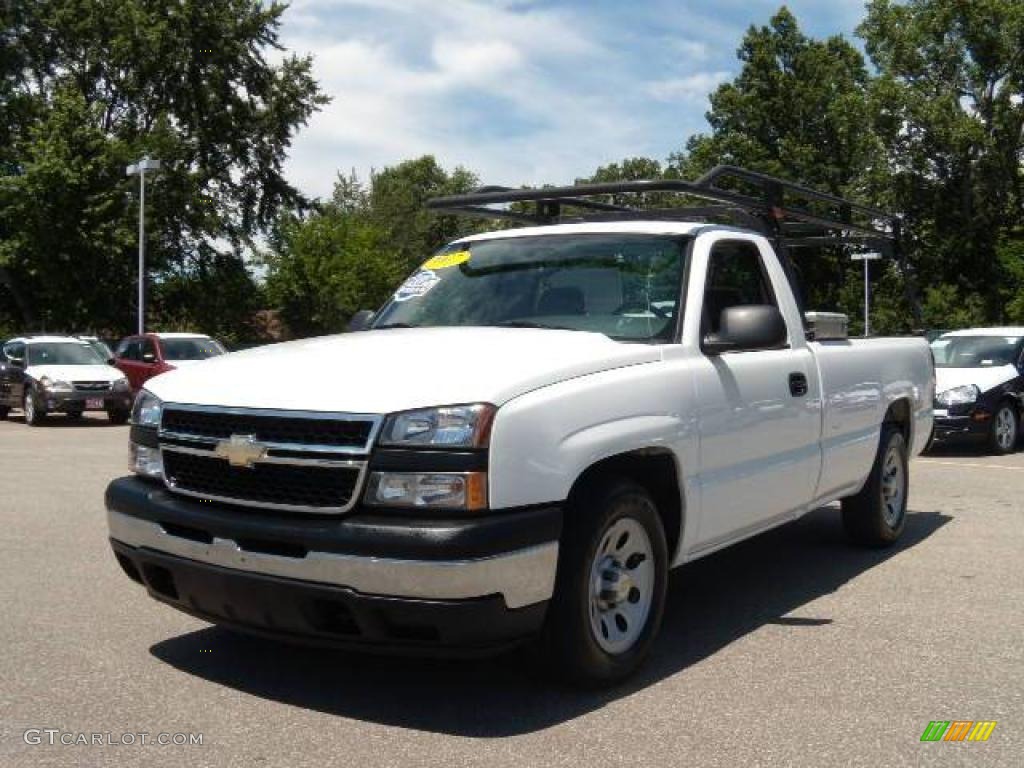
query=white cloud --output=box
[645,72,732,103]
[274,1,763,200]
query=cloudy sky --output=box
[278,0,870,200]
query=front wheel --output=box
[542,479,668,686]
[23,390,46,426]
[988,403,1018,455]
[842,424,907,546]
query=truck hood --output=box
[144,327,661,413]
[26,364,125,383]
[935,365,1018,396]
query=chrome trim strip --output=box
[107,509,558,609]
[160,445,367,514]
[159,404,383,456]
[161,442,365,469]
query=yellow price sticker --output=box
[423,250,471,269]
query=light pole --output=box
[126,156,161,335]
[850,251,882,337]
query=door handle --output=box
[789,372,808,397]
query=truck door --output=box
[690,236,822,550]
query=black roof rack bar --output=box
[697,165,892,222]
[560,205,769,232]
[427,165,897,242]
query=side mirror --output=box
[703,305,788,355]
[141,352,156,363]
[347,310,375,332]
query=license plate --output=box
[86,398,104,409]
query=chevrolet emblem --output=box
[214,434,267,468]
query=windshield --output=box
[161,337,225,361]
[85,340,112,359]
[372,234,688,342]
[931,335,1022,368]
[27,342,104,366]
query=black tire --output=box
[23,389,46,426]
[988,401,1018,455]
[842,424,908,547]
[541,478,668,686]
[0,406,9,420]
[107,409,130,425]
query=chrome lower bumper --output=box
[107,509,557,609]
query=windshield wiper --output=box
[372,323,418,330]
[496,320,578,331]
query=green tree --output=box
[0,0,325,337]
[672,7,919,330]
[367,156,481,273]
[859,0,1024,322]
[264,202,405,338]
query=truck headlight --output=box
[380,404,495,448]
[39,376,73,393]
[936,385,980,407]
[131,389,163,428]
[366,472,487,510]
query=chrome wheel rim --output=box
[880,440,905,528]
[588,517,655,655]
[995,408,1016,451]
[24,393,34,422]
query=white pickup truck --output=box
[106,169,934,684]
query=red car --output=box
[113,332,226,392]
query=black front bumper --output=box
[932,412,989,441]
[107,476,561,654]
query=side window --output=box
[122,340,141,361]
[141,338,157,360]
[702,241,778,335]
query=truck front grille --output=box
[157,406,380,514]
[161,407,374,450]
[74,381,111,391]
[162,450,361,512]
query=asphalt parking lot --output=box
[1,414,1021,767]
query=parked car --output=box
[929,328,1024,453]
[113,332,226,392]
[0,335,132,425]
[105,168,935,684]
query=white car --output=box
[0,335,133,425]
[105,170,935,684]
[930,328,1024,453]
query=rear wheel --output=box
[542,478,668,686]
[842,424,907,546]
[988,402,1018,455]
[24,390,45,426]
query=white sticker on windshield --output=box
[393,270,440,302]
